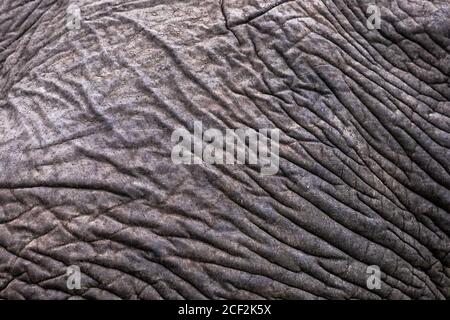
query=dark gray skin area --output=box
[0,0,449,299]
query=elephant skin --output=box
[0,0,449,299]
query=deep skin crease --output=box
[0,0,449,299]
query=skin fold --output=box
[0,0,449,299]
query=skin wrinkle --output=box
[0,0,449,300]
[314,62,450,218]
[210,165,416,298]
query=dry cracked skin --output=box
[0,0,449,300]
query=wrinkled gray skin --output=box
[0,0,449,300]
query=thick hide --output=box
[0,0,449,299]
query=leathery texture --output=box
[0,0,449,299]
